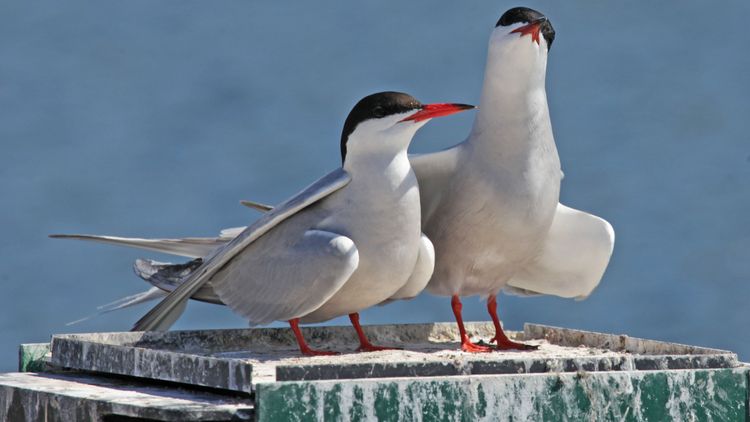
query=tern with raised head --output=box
[53,92,474,355]
[409,7,614,352]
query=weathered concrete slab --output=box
[52,335,254,393]
[49,322,739,394]
[255,368,749,421]
[0,372,253,421]
[524,324,738,370]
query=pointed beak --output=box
[400,103,476,123]
[510,16,547,45]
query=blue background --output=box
[1,1,748,371]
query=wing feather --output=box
[48,234,227,258]
[212,229,359,324]
[506,203,615,299]
[131,168,351,331]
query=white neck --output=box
[467,33,554,160]
[343,119,423,177]
[343,135,416,213]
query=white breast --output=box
[302,152,423,322]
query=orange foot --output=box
[490,336,539,351]
[357,343,402,353]
[299,347,340,356]
[461,338,493,353]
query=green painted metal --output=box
[255,368,749,421]
[18,343,50,373]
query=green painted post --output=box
[256,368,749,421]
[18,343,50,373]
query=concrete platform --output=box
[3,322,748,421]
[49,322,738,394]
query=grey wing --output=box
[132,168,351,331]
[69,257,223,327]
[212,229,359,324]
[48,233,228,259]
[409,147,461,225]
[240,200,274,212]
[506,203,615,299]
[134,259,223,304]
[68,227,260,321]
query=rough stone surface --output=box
[52,336,254,393]
[0,372,253,421]
[49,323,739,393]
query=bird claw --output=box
[357,344,401,353]
[300,347,340,356]
[489,336,539,351]
[460,340,493,353]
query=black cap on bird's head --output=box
[340,92,474,162]
[496,7,555,50]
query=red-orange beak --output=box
[510,17,547,45]
[400,103,475,123]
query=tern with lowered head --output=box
[53,92,474,355]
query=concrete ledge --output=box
[48,322,739,394]
[0,372,253,421]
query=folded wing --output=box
[212,229,359,325]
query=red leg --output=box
[487,295,538,350]
[349,313,400,352]
[451,295,492,353]
[289,318,339,356]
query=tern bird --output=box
[53,92,474,355]
[405,7,615,352]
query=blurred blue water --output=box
[0,1,748,372]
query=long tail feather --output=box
[240,200,273,212]
[49,233,227,258]
[66,287,167,326]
